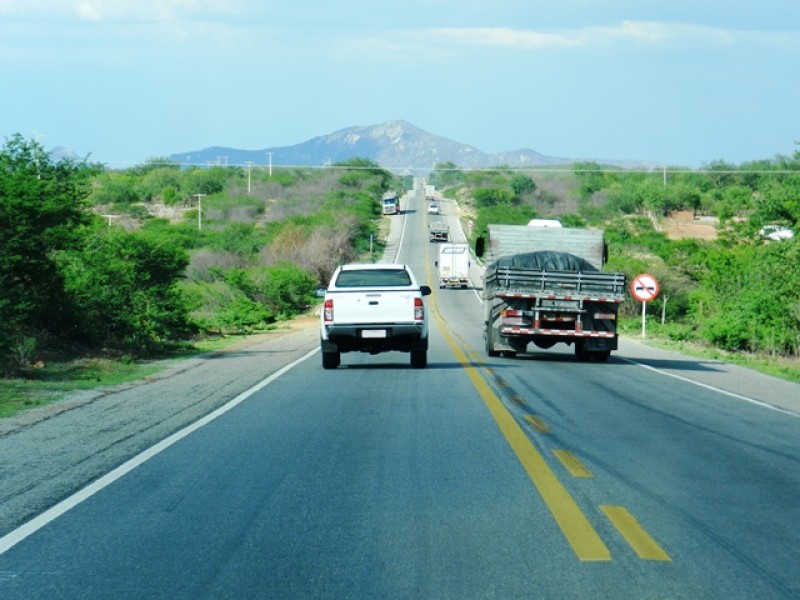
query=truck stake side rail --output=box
[485,266,626,298]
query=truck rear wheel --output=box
[592,350,611,362]
[574,341,590,362]
[485,325,501,357]
[410,349,427,369]
[321,350,340,369]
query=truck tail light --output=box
[323,299,333,323]
[594,312,616,320]
[414,297,424,321]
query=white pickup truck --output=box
[319,263,432,369]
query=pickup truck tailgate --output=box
[332,290,418,324]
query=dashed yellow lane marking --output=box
[426,258,669,564]
[552,450,593,478]
[429,294,610,561]
[601,505,672,561]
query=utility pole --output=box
[266,152,273,178]
[245,161,254,195]
[194,193,206,230]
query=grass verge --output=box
[0,329,286,421]
[619,318,800,384]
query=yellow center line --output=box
[601,505,672,562]
[428,289,610,561]
[552,449,594,478]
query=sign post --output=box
[630,273,660,337]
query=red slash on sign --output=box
[631,273,660,302]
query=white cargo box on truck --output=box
[435,243,470,289]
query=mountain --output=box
[169,120,652,171]
[168,120,561,171]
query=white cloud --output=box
[0,0,241,21]
[430,27,576,49]
[425,21,795,50]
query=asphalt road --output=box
[1,185,799,599]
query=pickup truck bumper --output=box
[322,324,427,354]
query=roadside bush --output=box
[693,240,800,356]
[473,188,517,208]
[258,263,317,318]
[474,204,536,239]
[214,296,274,333]
[56,229,195,354]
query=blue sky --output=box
[1,0,798,168]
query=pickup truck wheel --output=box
[321,351,340,369]
[410,350,427,369]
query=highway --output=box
[1,185,800,598]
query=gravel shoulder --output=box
[0,321,319,537]
[615,337,800,416]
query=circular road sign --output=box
[631,273,660,302]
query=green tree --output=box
[0,134,95,352]
[185,166,227,196]
[56,229,194,353]
[334,158,392,191]
[755,177,800,226]
[259,263,317,318]
[573,161,608,200]
[140,167,184,203]
[430,161,464,187]
[510,173,536,197]
[474,204,536,238]
[90,171,144,205]
[473,187,517,208]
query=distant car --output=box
[427,202,440,215]
[759,225,794,241]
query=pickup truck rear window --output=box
[335,269,413,288]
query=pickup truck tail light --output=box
[323,299,333,323]
[414,297,424,321]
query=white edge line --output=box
[394,199,408,263]
[618,356,800,418]
[0,347,320,555]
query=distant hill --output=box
[169,120,656,171]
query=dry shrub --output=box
[227,205,259,222]
[260,220,358,283]
[186,249,248,282]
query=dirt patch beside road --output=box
[659,211,718,240]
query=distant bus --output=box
[381,190,399,215]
